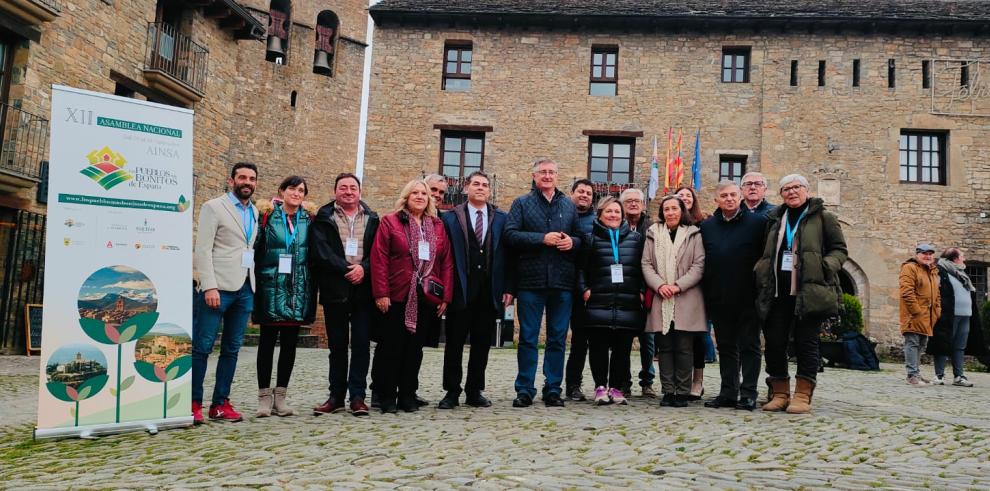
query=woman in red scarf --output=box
[371,179,454,413]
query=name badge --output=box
[781,251,795,272]
[278,254,293,274]
[345,238,359,257]
[611,263,624,283]
[503,305,515,320]
[418,240,431,261]
[241,249,255,268]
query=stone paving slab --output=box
[1,347,989,489]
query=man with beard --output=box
[564,179,595,401]
[192,162,259,424]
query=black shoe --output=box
[370,392,381,409]
[671,395,689,408]
[512,393,533,408]
[414,394,429,407]
[543,393,566,407]
[659,393,675,407]
[735,397,757,411]
[437,393,460,410]
[566,386,587,402]
[399,397,419,413]
[686,388,704,401]
[465,393,492,408]
[704,396,738,409]
[380,402,398,414]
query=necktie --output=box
[474,209,484,245]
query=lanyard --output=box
[283,207,300,248]
[608,229,620,264]
[243,206,254,245]
[784,208,807,249]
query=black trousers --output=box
[588,329,635,390]
[443,301,496,396]
[763,295,822,381]
[325,301,371,401]
[256,325,300,389]
[711,305,762,400]
[693,334,706,369]
[377,300,434,403]
[565,301,589,390]
[657,329,694,395]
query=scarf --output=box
[939,257,975,292]
[654,224,688,335]
[403,212,438,332]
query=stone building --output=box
[0,0,369,352]
[365,0,990,345]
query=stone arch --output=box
[841,258,870,330]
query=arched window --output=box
[313,10,339,76]
[266,0,292,64]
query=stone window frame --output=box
[439,130,485,179]
[721,46,750,83]
[898,130,947,185]
[589,45,618,96]
[718,154,747,184]
[922,60,932,89]
[587,136,635,185]
[442,41,472,92]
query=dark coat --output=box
[927,265,988,358]
[754,198,848,320]
[309,200,380,305]
[578,220,645,332]
[575,208,595,236]
[700,208,768,310]
[252,204,317,325]
[441,202,516,314]
[745,199,776,218]
[505,188,583,291]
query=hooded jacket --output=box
[899,258,941,336]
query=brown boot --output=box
[786,377,816,414]
[272,387,295,416]
[256,388,273,418]
[761,377,790,412]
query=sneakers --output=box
[641,385,658,398]
[192,401,204,425]
[594,386,609,405]
[567,386,587,402]
[953,376,974,387]
[932,376,945,385]
[907,375,929,386]
[208,399,243,422]
[608,388,627,405]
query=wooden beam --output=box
[433,124,494,133]
[582,129,645,138]
[220,16,247,30]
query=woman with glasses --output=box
[754,174,847,414]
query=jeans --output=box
[903,332,929,378]
[763,295,822,382]
[711,306,762,400]
[192,280,253,405]
[588,329,635,390]
[703,323,717,362]
[935,316,971,379]
[325,302,371,401]
[515,289,572,399]
[637,332,656,387]
[657,329,694,395]
[443,303,496,396]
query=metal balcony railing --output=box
[0,102,49,180]
[145,22,208,94]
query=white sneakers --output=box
[953,376,974,387]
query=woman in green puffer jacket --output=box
[253,175,317,418]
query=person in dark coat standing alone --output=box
[578,197,645,406]
[699,180,767,411]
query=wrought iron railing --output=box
[145,22,209,94]
[0,209,45,352]
[429,174,501,210]
[0,103,49,180]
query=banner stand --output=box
[34,416,193,441]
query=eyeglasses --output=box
[781,184,805,194]
[741,181,766,188]
[535,170,557,176]
[622,199,643,204]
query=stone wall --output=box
[364,25,990,344]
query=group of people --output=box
[190,157,854,424]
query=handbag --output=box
[644,288,655,310]
[421,275,445,305]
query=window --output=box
[899,131,946,185]
[266,0,292,64]
[852,59,860,87]
[718,155,747,184]
[588,137,634,184]
[818,60,826,86]
[443,43,472,91]
[961,61,970,87]
[922,60,932,89]
[888,59,896,88]
[440,131,484,178]
[313,10,339,76]
[721,47,750,83]
[790,60,798,86]
[590,46,618,96]
[966,264,988,303]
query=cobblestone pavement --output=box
[2,347,989,490]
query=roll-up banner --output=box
[35,85,194,439]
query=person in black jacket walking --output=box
[309,173,380,417]
[505,158,583,408]
[579,197,645,405]
[700,181,768,411]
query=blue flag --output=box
[691,130,702,191]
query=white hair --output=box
[531,158,558,172]
[741,171,767,185]
[619,188,645,202]
[778,173,810,191]
[424,174,446,184]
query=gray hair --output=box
[619,187,645,202]
[714,179,740,193]
[741,171,767,186]
[424,173,446,184]
[778,173,810,191]
[531,158,559,172]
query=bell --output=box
[313,50,332,74]
[266,36,285,59]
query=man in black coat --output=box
[309,173,380,416]
[437,171,515,409]
[700,180,768,411]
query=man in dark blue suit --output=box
[438,171,515,409]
